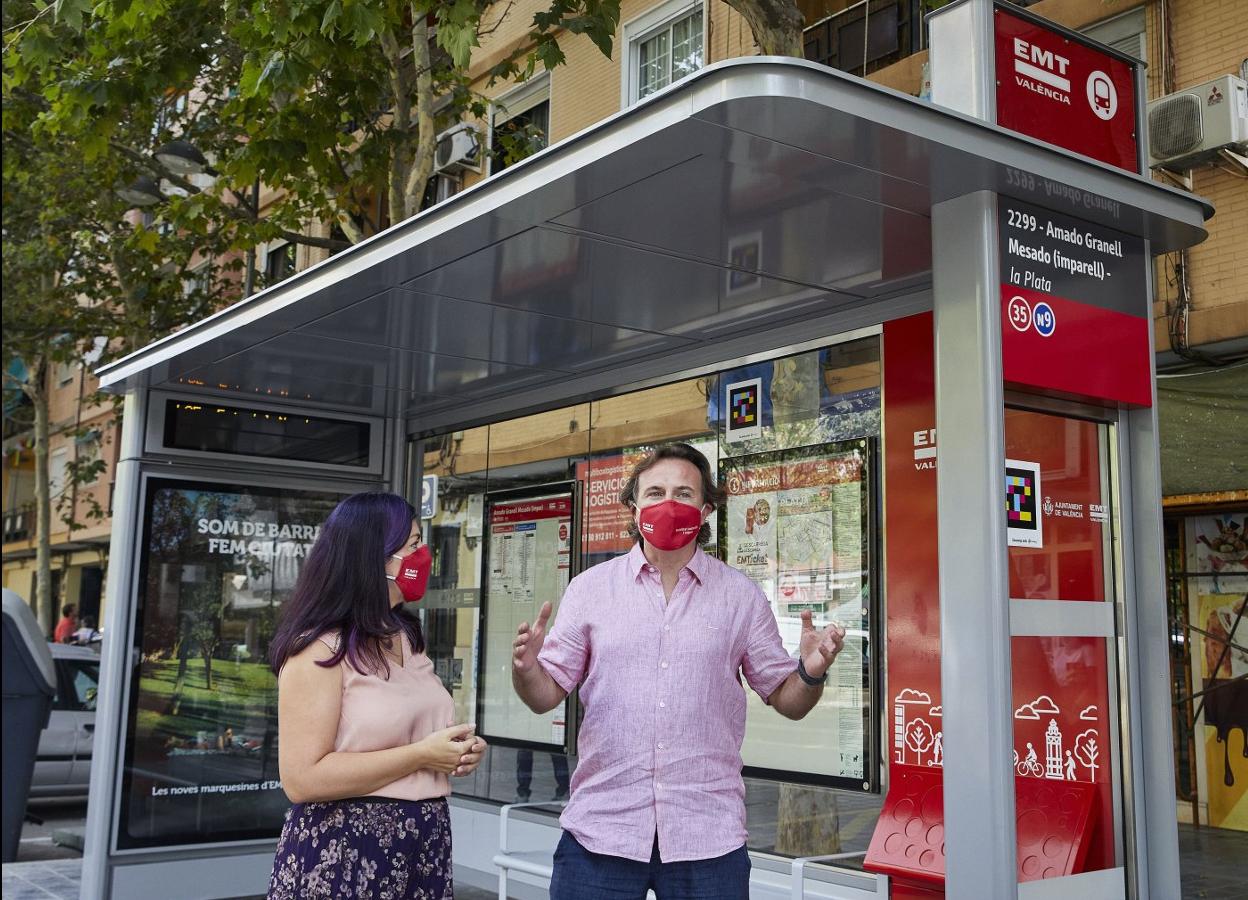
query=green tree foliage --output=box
[4,0,242,629]
[4,0,622,626]
[10,0,622,253]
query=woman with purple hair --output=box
[265,491,486,899]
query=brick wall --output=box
[1158,0,1248,351]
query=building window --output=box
[263,242,297,286]
[802,0,921,77]
[1081,8,1146,63]
[183,261,212,300]
[49,447,69,499]
[420,173,461,211]
[490,75,551,174]
[75,429,103,485]
[624,1,704,105]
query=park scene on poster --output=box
[118,479,341,849]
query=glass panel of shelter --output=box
[1004,407,1126,880]
[419,336,887,860]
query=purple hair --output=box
[269,491,424,678]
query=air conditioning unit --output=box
[1147,74,1248,170]
[435,123,481,175]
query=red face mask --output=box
[638,500,706,551]
[387,544,432,602]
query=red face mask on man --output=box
[638,500,707,551]
[387,544,432,602]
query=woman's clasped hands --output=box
[416,723,488,778]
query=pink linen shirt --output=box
[538,543,798,863]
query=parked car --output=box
[30,642,99,797]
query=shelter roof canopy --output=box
[96,58,1210,423]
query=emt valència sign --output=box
[992,3,1141,173]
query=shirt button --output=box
[659,701,666,708]
[661,661,668,669]
[657,742,665,750]
[663,625,670,631]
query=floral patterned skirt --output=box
[267,797,452,899]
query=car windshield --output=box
[64,661,100,711]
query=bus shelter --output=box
[83,45,1210,900]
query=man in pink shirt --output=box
[512,442,846,899]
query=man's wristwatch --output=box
[797,658,827,687]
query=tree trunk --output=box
[775,783,841,856]
[169,628,191,715]
[202,651,215,691]
[404,14,437,220]
[719,0,805,57]
[28,357,54,635]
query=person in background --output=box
[72,615,101,645]
[512,443,846,900]
[516,748,570,803]
[266,492,487,900]
[53,604,77,644]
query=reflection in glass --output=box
[717,339,881,460]
[421,426,490,727]
[414,337,882,860]
[1005,410,1113,603]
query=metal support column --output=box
[932,190,1017,899]
[81,388,148,900]
[1121,240,1183,900]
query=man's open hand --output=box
[513,601,552,674]
[798,610,845,679]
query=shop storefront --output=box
[80,13,1210,898]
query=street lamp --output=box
[154,140,213,176]
[116,175,163,207]
[117,138,260,297]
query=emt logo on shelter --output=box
[1012,36,1072,105]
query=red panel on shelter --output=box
[1015,777,1098,880]
[994,6,1140,172]
[864,766,946,886]
[864,766,1097,885]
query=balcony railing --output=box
[3,503,33,544]
[803,0,923,77]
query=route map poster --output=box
[719,441,872,784]
[480,492,573,747]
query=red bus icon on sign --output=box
[1087,71,1118,120]
[1093,77,1112,111]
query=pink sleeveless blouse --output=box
[317,633,456,802]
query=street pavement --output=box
[4,799,1244,899]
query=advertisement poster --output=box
[119,479,343,849]
[720,441,871,783]
[1198,591,1248,830]
[1190,513,1248,830]
[576,451,645,558]
[723,443,866,620]
[481,493,573,747]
